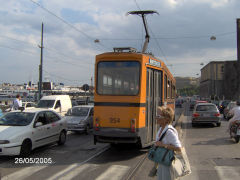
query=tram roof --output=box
[96,51,175,83]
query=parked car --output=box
[192,103,221,127]
[189,100,196,110]
[223,101,237,120]
[5,101,36,112]
[0,109,67,156]
[22,102,37,109]
[218,100,230,114]
[175,100,182,108]
[64,105,94,134]
[189,100,207,111]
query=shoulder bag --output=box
[171,147,191,178]
[147,128,175,166]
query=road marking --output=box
[96,165,130,180]
[47,145,110,180]
[2,166,47,180]
[215,166,240,180]
[58,164,98,180]
[46,163,79,180]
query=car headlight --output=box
[0,140,10,144]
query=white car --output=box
[0,109,67,156]
[5,102,36,112]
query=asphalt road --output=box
[3,104,238,180]
[181,103,240,180]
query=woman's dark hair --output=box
[16,94,20,98]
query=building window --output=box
[221,65,224,73]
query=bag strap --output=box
[159,127,175,141]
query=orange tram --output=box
[93,47,176,147]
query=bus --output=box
[93,11,176,147]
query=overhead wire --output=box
[0,34,95,66]
[43,70,84,83]
[0,43,93,70]
[133,0,169,63]
[29,0,112,52]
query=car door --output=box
[45,111,62,142]
[32,111,53,147]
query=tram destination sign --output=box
[148,58,161,68]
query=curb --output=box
[174,108,185,142]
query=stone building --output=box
[199,61,225,99]
[199,60,240,100]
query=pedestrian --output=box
[12,94,22,110]
[227,100,240,132]
[155,106,182,180]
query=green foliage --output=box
[177,85,199,96]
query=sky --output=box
[0,0,239,86]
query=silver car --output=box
[192,103,221,127]
[65,105,94,134]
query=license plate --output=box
[237,129,240,135]
[201,114,209,117]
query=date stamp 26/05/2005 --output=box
[15,158,53,164]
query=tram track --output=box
[124,150,148,180]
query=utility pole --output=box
[91,76,93,93]
[237,19,240,62]
[38,23,44,101]
[237,19,240,99]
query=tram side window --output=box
[167,80,171,99]
[172,85,176,98]
[164,75,167,99]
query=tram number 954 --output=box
[109,117,120,123]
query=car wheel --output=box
[85,125,90,135]
[58,130,66,145]
[217,122,221,127]
[20,139,32,157]
[234,136,240,143]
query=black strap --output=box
[159,128,175,141]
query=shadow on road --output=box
[192,137,234,146]
[181,121,217,130]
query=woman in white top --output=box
[155,106,182,180]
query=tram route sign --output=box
[149,58,161,68]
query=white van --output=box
[37,95,72,116]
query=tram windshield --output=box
[97,61,140,95]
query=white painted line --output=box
[96,165,130,180]
[58,164,98,180]
[2,166,47,180]
[46,163,79,180]
[47,145,110,180]
[215,166,240,180]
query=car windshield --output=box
[37,100,55,108]
[0,112,35,126]
[190,101,196,105]
[222,101,230,106]
[66,107,89,116]
[196,105,217,111]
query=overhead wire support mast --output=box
[127,10,159,53]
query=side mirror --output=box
[35,122,43,127]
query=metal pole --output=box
[38,23,44,101]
